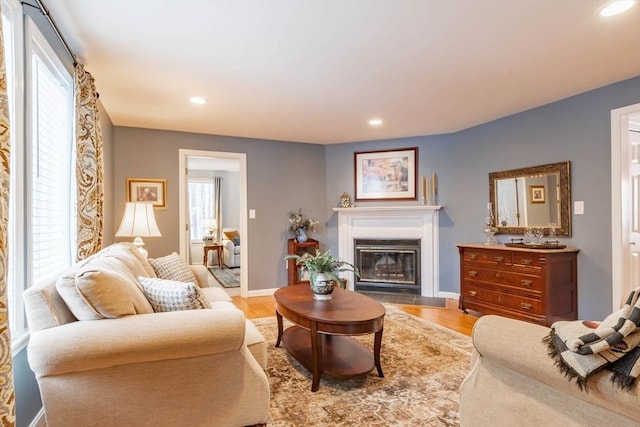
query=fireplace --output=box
[354,239,421,294]
[334,205,441,297]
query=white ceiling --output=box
[45,0,640,144]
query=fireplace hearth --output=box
[354,239,421,295]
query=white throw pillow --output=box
[149,252,197,283]
[138,277,211,312]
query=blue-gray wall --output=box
[113,128,328,291]
[325,75,640,321]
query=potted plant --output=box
[287,209,318,243]
[284,249,360,300]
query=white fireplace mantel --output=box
[333,205,442,297]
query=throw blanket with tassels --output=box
[543,287,640,391]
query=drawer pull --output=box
[520,258,533,265]
[494,256,504,262]
[468,270,478,277]
[469,253,477,259]
[520,279,533,287]
[469,290,478,297]
[520,302,533,310]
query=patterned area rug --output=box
[253,305,473,426]
[207,267,240,288]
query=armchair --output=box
[222,228,241,268]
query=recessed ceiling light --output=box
[599,0,636,16]
[190,96,207,105]
[368,118,383,127]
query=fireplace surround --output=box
[334,205,441,297]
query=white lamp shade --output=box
[116,202,162,237]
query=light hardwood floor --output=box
[231,295,479,336]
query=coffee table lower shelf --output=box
[282,325,376,380]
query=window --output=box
[7,15,75,350]
[188,176,215,241]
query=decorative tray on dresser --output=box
[457,243,579,326]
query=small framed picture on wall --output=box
[530,185,545,204]
[127,178,167,209]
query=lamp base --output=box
[132,236,148,258]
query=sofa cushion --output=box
[138,277,211,312]
[57,256,154,320]
[105,242,157,278]
[149,252,197,283]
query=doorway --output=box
[178,149,249,297]
[611,103,640,311]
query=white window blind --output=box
[6,17,74,349]
[188,178,214,241]
[30,39,75,284]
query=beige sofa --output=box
[23,243,269,427]
[459,315,640,426]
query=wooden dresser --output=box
[457,244,579,326]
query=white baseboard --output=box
[246,288,277,297]
[438,291,459,300]
[29,407,45,427]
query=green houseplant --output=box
[284,250,360,300]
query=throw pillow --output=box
[232,237,240,246]
[224,229,240,241]
[59,256,154,320]
[138,277,211,312]
[149,252,197,283]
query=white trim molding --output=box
[333,205,442,297]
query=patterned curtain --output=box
[214,176,222,242]
[0,2,15,424]
[75,64,104,261]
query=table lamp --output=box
[115,202,162,257]
[203,218,217,241]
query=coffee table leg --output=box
[311,321,321,392]
[275,311,283,348]
[374,327,384,377]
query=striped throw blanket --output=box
[543,287,640,391]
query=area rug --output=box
[253,305,473,426]
[207,267,240,288]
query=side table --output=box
[203,243,224,269]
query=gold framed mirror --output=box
[489,161,571,236]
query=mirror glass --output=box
[489,161,571,236]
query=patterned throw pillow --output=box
[149,252,197,283]
[138,277,211,312]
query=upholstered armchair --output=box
[222,228,241,268]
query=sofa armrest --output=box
[28,308,246,377]
[471,315,640,407]
[222,239,235,252]
[189,264,211,287]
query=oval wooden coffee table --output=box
[274,285,385,392]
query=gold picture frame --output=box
[126,178,167,209]
[530,185,545,204]
[354,147,418,201]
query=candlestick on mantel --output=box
[422,176,429,204]
[431,172,438,203]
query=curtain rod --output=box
[23,0,77,66]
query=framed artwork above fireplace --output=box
[354,147,418,201]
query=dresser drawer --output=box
[463,248,511,267]
[511,252,543,268]
[462,266,542,291]
[462,282,543,315]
